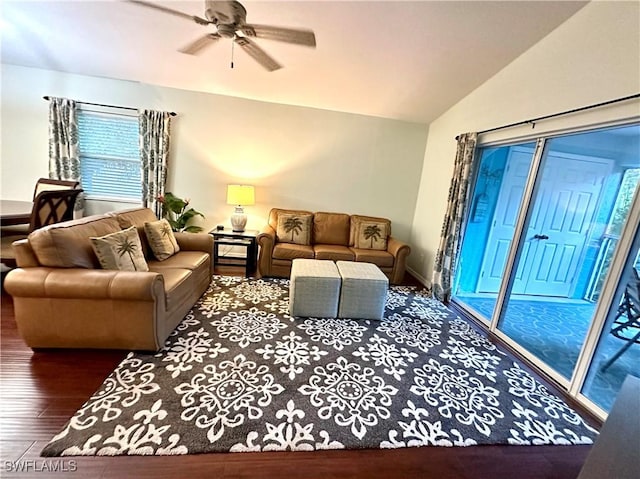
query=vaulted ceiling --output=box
[1,1,588,124]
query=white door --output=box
[478,150,611,296]
[476,148,533,292]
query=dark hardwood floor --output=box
[0,268,593,478]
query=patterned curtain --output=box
[431,132,478,303]
[48,97,83,210]
[139,110,172,218]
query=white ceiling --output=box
[1,0,588,124]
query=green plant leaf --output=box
[180,208,204,221]
[167,218,180,231]
[159,193,204,232]
[163,192,187,215]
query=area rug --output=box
[42,276,597,456]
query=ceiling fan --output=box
[128,0,316,71]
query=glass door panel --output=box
[581,231,640,412]
[453,142,536,321]
[497,125,640,380]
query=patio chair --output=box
[601,268,640,372]
[1,189,83,269]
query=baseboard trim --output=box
[406,266,429,288]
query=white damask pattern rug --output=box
[42,276,597,456]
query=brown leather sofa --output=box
[257,208,410,285]
[4,207,213,352]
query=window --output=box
[78,110,141,202]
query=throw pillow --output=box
[354,221,388,250]
[144,219,180,261]
[276,213,312,245]
[90,226,149,272]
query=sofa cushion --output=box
[144,219,180,260]
[28,215,122,268]
[90,226,149,272]
[313,212,350,245]
[148,251,210,272]
[354,220,389,250]
[350,215,392,247]
[268,208,313,231]
[273,243,315,260]
[276,213,313,245]
[314,244,355,261]
[350,248,395,268]
[111,207,159,259]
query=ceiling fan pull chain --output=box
[231,40,235,69]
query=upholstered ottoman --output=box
[336,261,389,320]
[289,259,342,318]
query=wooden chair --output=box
[32,178,80,200]
[28,188,83,231]
[1,179,81,236]
[1,189,83,269]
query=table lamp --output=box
[226,184,255,232]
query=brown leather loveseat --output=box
[257,208,410,284]
[4,207,213,352]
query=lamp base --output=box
[230,206,247,232]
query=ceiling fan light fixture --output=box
[217,24,236,38]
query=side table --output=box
[209,228,259,277]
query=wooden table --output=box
[0,200,33,226]
[209,228,259,277]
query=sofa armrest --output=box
[174,232,214,253]
[258,224,276,242]
[387,236,410,257]
[4,268,165,300]
[174,232,214,274]
[257,225,276,277]
[13,238,40,268]
[387,237,411,285]
[5,268,168,351]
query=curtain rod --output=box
[455,92,640,140]
[42,96,177,116]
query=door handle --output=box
[533,234,549,240]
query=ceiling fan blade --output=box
[179,34,221,55]
[127,0,211,26]
[240,24,316,47]
[235,37,282,72]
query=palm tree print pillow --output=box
[90,226,149,272]
[354,221,388,250]
[276,214,312,245]
[144,219,181,261]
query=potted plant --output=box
[157,192,204,232]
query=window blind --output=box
[78,111,142,201]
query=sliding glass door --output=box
[454,141,537,322]
[453,123,640,416]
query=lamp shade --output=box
[226,185,255,206]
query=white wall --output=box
[1,64,427,242]
[409,0,640,285]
